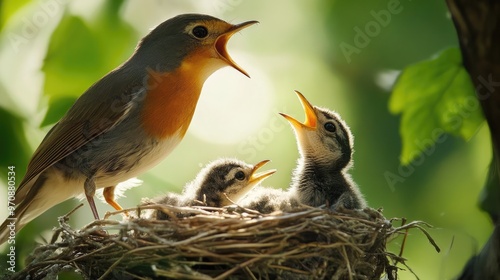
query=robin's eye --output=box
[192,26,208,38]
[324,122,336,132]
[235,171,245,181]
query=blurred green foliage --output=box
[41,0,137,126]
[0,107,30,179]
[0,0,30,30]
[390,48,484,165]
[0,0,494,279]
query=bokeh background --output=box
[0,0,492,279]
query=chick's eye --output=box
[192,26,208,38]
[234,171,245,181]
[324,122,336,132]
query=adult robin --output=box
[280,91,367,209]
[0,14,257,244]
[144,158,276,219]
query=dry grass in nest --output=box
[10,204,440,280]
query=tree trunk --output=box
[446,0,500,278]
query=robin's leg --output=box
[103,186,124,211]
[84,177,100,220]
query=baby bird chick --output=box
[146,158,276,219]
[183,158,276,207]
[280,90,367,209]
[239,186,298,214]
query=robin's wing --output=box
[15,69,145,201]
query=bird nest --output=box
[10,204,439,280]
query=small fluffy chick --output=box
[145,158,275,219]
[239,187,299,214]
[280,90,367,209]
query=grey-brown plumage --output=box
[239,187,299,214]
[280,90,367,210]
[144,158,275,219]
[0,14,259,245]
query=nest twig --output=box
[9,204,439,280]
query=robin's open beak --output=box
[215,20,258,78]
[248,159,276,185]
[280,90,318,130]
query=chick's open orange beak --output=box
[248,159,276,185]
[279,90,318,130]
[225,159,275,203]
[215,20,258,78]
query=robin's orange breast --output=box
[141,49,214,139]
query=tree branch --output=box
[446,0,500,278]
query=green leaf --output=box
[0,0,31,31]
[42,16,103,98]
[0,107,31,180]
[389,48,484,165]
[41,2,137,126]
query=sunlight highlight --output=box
[189,52,274,144]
